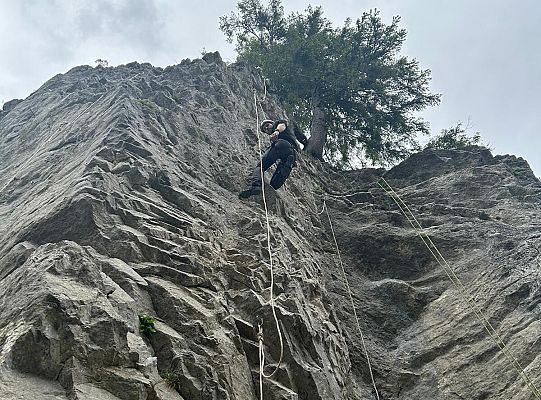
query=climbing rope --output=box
[253,70,379,398]
[320,198,381,400]
[252,90,285,399]
[378,176,541,399]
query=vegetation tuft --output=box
[139,314,157,339]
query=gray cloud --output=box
[75,0,165,52]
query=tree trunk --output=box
[305,94,326,160]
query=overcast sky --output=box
[1,0,540,176]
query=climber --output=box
[239,119,308,199]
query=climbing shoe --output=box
[239,186,262,199]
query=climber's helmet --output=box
[260,119,274,135]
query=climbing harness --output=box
[253,88,285,400]
[320,199,381,400]
[378,176,541,399]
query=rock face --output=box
[0,52,540,400]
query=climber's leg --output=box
[239,146,278,198]
[270,146,296,190]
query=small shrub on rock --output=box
[138,314,157,339]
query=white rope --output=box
[253,91,284,399]
[321,198,381,399]
[258,323,265,400]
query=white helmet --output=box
[260,119,274,134]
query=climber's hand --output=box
[270,132,279,142]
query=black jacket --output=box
[273,119,308,151]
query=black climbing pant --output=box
[249,139,296,190]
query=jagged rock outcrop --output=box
[1,52,540,400]
[1,99,23,119]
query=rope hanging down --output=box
[378,176,541,400]
[253,90,284,400]
[320,199,381,400]
[253,73,378,398]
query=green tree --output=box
[220,0,440,166]
[424,123,483,150]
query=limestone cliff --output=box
[0,52,540,400]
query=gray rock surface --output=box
[2,98,23,113]
[0,53,540,399]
